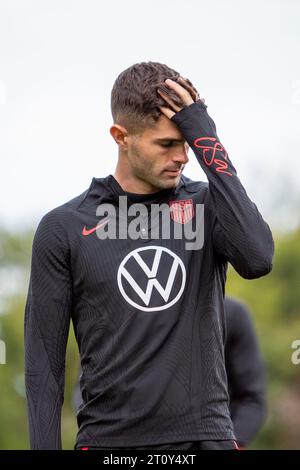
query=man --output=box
[24,61,274,450]
[224,297,267,448]
[72,296,268,449]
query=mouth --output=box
[164,169,182,177]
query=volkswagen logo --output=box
[117,246,186,312]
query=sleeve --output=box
[24,208,72,449]
[171,101,275,279]
[225,298,267,447]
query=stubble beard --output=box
[130,147,180,191]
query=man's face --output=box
[125,114,190,191]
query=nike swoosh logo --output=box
[82,218,109,236]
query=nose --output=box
[172,144,189,165]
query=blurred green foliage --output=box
[226,228,300,449]
[0,226,299,449]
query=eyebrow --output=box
[154,138,186,143]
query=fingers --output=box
[177,76,206,104]
[177,76,200,102]
[157,77,205,119]
[158,105,175,119]
[157,88,182,113]
[164,79,194,106]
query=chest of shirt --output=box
[68,195,215,312]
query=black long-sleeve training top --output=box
[72,296,268,448]
[224,297,267,447]
[24,100,274,449]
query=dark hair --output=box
[111,61,194,135]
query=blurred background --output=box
[0,0,299,449]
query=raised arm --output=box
[158,78,274,279]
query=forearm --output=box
[25,298,66,449]
[171,101,274,278]
[25,365,64,449]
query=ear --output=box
[110,124,129,149]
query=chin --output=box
[159,176,180,189]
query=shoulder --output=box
[35,177,100,228]
[225,296,250,318]
[33,182,95,248]
[180,174,208,195]
[225,296,255,338]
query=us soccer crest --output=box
[169,199,194,224]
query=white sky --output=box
[0,0,300,231]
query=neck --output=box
[113,164,159,195]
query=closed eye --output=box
[160,141,174,147]
[157,139,188,148]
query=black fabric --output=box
[24,100,274,449]
[225,297,267,446]
[77,439,238,450]
[73,296,267,447]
